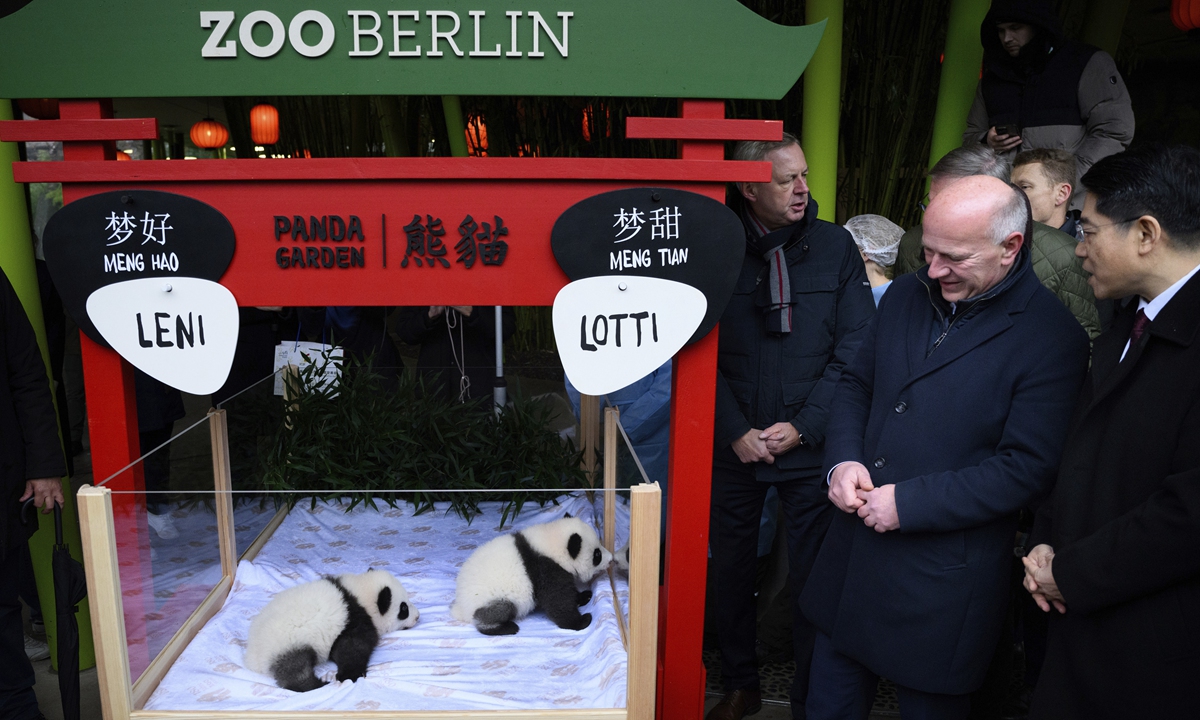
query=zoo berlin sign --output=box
[0,0,825,99]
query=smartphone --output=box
[995,124,1020,137]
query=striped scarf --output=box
[743,208,793,334]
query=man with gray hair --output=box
[707,133,875,720]
[799,176,1089,719]
[894,145,1100,337]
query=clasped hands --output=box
[731,424,801,465]
[827,462,898,533]
[1022,543,1067,614]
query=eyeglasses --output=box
[1079,216,1143,239]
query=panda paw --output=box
[572,612,593,631]
[316,663,339,684]
[576,590,592,606]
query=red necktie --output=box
[1130,308,1150,344]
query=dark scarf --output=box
[741,199,818,334]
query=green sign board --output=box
[0,0,825,99]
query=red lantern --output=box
[16,99,59,119]
[250,103,279,145]
[1173,0,1200,32]
[466,116,488,157]
[190,118,229,149]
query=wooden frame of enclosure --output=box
[2,98,781,719]
[77,406,662,720]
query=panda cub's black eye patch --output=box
[593,548,602,566]
[377,586,392,615]
[398,602,409,620]
[568,533,582,559]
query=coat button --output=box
[873,457,886,469]
[894,401,907,413]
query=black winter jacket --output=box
[1,268,66,558]
[713,197,875,480]
[963,0,1134,180]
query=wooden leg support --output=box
[627,482,662,720]
[78,486,133,720]
[209,409,237,576]
[603,406,620,552]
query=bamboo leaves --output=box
[255,358,585,526]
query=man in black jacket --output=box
[706,133,875,720]
[1,266,66,720]
[963,0,1133,197]
[1023,145,1200,719]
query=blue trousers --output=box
[806,632,970,720]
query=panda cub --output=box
[244,569,419,692]
[452,516,613,635]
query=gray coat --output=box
[963,50,1135,185]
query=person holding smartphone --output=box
[962,0,1134,206]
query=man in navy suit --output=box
[1023,144,1200,719]
[799,176,1089,719]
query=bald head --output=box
[922,176,1027,302]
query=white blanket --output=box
[144,493,631,711]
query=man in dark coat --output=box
[0,266,66,720]
[800,176,1089,719]
[706,133,875,720]
[1023,145,1200,719]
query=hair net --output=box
[844,214,904,267]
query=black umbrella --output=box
[19,497,85,720]
[51,502,86,720]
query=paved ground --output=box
[703,693,898,719]
[30,656,101,720]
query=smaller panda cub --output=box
[452,516,612,635]
[244,569,418,692]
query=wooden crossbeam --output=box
[0,117,158,142]
[10,157,772,184]
[625,117,783,142]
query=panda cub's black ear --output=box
[568,533,582,559]
[377,586,392,616]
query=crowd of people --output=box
[710,138,1200,720]
[704,6,1200,720]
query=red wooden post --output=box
[658,99,726,720]
[60,98,152,675]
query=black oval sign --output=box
[0,0,36,21]
[551,187,744,344]
[42,190,236,347]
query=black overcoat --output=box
[713,197,876,479]
[799,252,1089,694]
[1028,271,1200,719]
[1,268,66,558]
